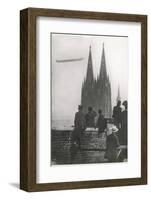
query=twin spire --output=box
[81,43,112,117]
[84,43,108,85]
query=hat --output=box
[111,126,119,133]
[78,105,83,110]
[122,100,127,107]
[107,125,118,135]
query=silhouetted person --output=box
[72,105,86,147]
[119,100,128,145]
[96,109,106,137]
[104,126,120,162]
[112,100,122,129]
[85,106,97,128]
[70,105,86,163]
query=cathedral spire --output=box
[116,84,121,103]
[99,43,107,80]
[85,45,94,83]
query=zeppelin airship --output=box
[56,57,84,63]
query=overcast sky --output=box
[51,33,128,120]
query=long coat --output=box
[74,111,86,130]
[72,111,86,141]
[96,114,106,133]
[85,111,96,128]
[119,110,127,145]
[112,106,122,128]
[105,133,120,162]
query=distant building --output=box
[81,44,112,118]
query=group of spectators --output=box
[73,105,106,146]
[72,100,128,162]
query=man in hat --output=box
[72,105,86,147]
[120,100,128,145]
[96,109,107,137]
[104,125,120,162]
[85,106,97,128]
[112,100,122,129]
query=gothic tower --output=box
[81,46,95,113]
[97,43,112,117]
[81,43,112,118]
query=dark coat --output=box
[105,133,120,162]
[112,106,122,123]
[74,111,86,130]
[97,114,106,133]
[119,109,127,145]
[72,110,86,145]
[85,111,96,128]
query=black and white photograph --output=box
[51,33,128,165]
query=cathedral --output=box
[81,43,112,118]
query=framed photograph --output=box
[20,8,147,191]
